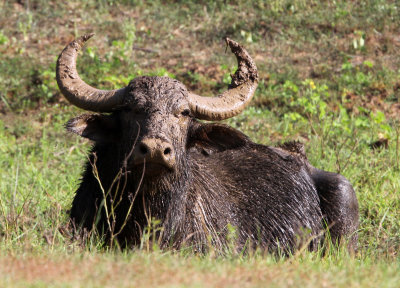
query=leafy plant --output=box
[0,31,8,45]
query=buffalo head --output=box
[57,34,258,177]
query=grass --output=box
[0,250,399,287]
[0,0,399,287]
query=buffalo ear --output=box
[189,122,249,154]
[66,114,118,143]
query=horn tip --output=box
[81,33,95,42]
[224,37,239,49]
[74,33,95,48]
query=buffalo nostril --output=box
[139,144,148,155]
[164,147,172,155]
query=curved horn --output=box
[188,38,258,121]
[56,33,127,112]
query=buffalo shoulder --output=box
[188,122,250,155]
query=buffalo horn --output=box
[188,38,258,121]
[56,34,127,112]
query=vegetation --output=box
[0,0,399,287]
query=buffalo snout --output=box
[133,138,175,170]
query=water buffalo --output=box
[57,34,359,253]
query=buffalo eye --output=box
[181,109,191,117]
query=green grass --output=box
[0,0,399,287]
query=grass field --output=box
[0,0,399,287]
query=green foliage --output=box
[0,31,9,45]
[282,78,393,139]
[338,61,373,95]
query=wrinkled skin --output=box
[68,76,359,253]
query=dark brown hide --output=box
[59,35,358,254]
[67,76,359,253]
